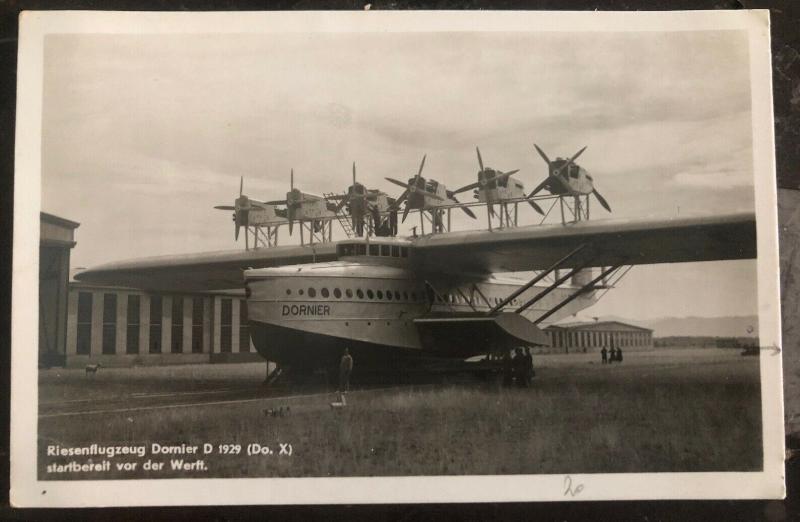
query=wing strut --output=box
[533,265,621,324]
[514,260,593,314]
[488,243,588,315]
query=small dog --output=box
[85,363,102,375]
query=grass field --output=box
[37,349,762,479]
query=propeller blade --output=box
[568,146,587,164]
[239,176,243,197]
[290,169,294,191]
[476,147,484,171]
[235,223,241,241]
[533,144,551,165]
[402,204,412,223]
[417,154,427,178]
[452,181,480,195]
[353,162,357,186]
[495,169,519,182]
[592,189,612,212]
[528,199,545,215]
[385,177,410,190]
[214,205,236,210]
[449,194,476,219]
[392,188,410,210]
[526,177,551,199]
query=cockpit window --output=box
[356,244,366,256]
[380,245,390,256]
[391,245,400,257]
[369,244,379,256]
[569,165,579,178]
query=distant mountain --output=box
[562,315,759,338]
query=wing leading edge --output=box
[74,243,338,292]
[410,211,757,275]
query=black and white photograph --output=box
[11,10,784,506]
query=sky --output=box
[40,29,759,321]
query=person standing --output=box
[523,347,534,386]
[617,347,624,364]
[601,346,608,364]
[339,348,354,393]
[609,347,617,363]
[512,348,526,387]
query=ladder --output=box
[323,192,355,238]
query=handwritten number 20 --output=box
[563,475,584,497]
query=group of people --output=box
[503,347,535,387]
[600,346,623,364]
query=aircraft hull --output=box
[249,318,428,371]
[244,259,600,370]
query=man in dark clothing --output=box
[339,348,353,393]
[609,347,617,363]
[502,350,513,387]
[513,348,526,387]
[523,347,534,386]
[601,346,608,364]
[616,348,623,363]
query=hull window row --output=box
[282,287,419,302]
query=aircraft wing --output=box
[410,211,757,275]
[75,211,756,292]
[74,243,338,292]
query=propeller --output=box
[263,169,303,235]
[452,147,523,217]
[528,144,610,213]
[386,154,446,223]
[214,176,266,241]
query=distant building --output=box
[39,212,262,368]
[544,320,653,353]
[39,212,80,367]
[64,282,260,368]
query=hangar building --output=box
[39,212,260,368]
[544,320,654,353]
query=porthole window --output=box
[334,288,342,298]
[321,288,330,298]
[367,289,374,299]
[394,291,401,300]
[377,290,384,299]
[286,289,292,295]
[346,289,353,298]
[386,291,392,300]
[356,289,364,299]
[308,288,317,298]
[403,291,409,301]
[299,289,304,296]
